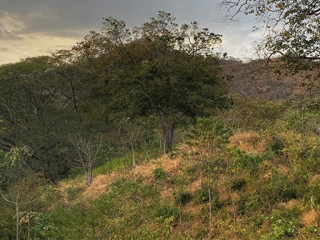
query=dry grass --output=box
[301,210,319,227]
[160,187,174,200]
[281,199,302,210]
[82,172,118,199]
[189,179,201,193]
[229,131,267,154]
[57,145,185,203]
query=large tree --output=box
[72,12,229,152]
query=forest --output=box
[1,1,320,239]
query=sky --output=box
[0,0,264,65]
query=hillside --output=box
[222,59,320,101]
[8,100,317,240]
[1,11,320,239]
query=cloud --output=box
[0,29,23,40]
[0,0,261,64]
[0,11,25,40]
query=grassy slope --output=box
[47,118,320,239]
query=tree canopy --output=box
[222,0,320,71]
[69,11,228,151]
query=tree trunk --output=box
[208,170,213,229]
[16,202,19,240]
[161,122,175,153]
[86,165,93,187]
[131,143,136,167]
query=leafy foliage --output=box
[223,0,320,70]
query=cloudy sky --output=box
[0,0,263,65]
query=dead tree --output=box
[71,135,101,187]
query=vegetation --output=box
[1,7,320,240]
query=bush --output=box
[259,171,299,207]
[269,136,285,155]
[237,195,259,215]
[231,178,246,191]
[237,198,247,215]
[94,155,132,175]
[69,167,85,179]
[234,149,263,174]
[194,188,209,204]
[154,204,179,221]
[42,185,62,204]
[280,186,298,202]
[268,207,301,238]
[66,186,83,201]
[140,184,158,198]
[172,174,191,186]
[154,167,167,181]
[174,190,192,205]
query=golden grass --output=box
[229,131,267,155]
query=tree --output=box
[0,188,35,240]
[187,117,231,233]
[73,11,229,152]
[0,57,67,180]
[0,56,92,181]
[0,146,41,240]
[70,135,101,187]
[222,0,320,71]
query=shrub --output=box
[237,198,247,215]
[69,167,85,179]
[154,204,179,221]
[268,208,301,238]
[174,190,192,205]
[234,149,263,174]
[194,188,210,204]
[237,195,260,215]
[172,174,191,186]
[154,167,167,181]
[231,178,246,191]
[140,184,158,198]
[66,186,83,201]
[42,185,62,204]
[259,171,299,208]
[269,136,285,155]
[185,165,197,175]
[94,155,132,175]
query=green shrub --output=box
[172,174,191,186]
[231,178,246,191]
[280,186,298,201]
[94,155,132,175]
[268,207,301,238]
[310,186,320,204]
[140,184,158,198]
[259,171,299,208]
[269,136,285,155]
[237,195,259,215]
[154,167,167,181]
[194,188,210,204]
[234,149,263,174]
[185,165,197,175]
[42,185,62,204]
[237,198,247,215]
[68,167,85,179]
[174,190,192,205]
[154,204,179,221]
[194,188,221,213]
[66,186,83,201]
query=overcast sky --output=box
[0,0,263,65]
